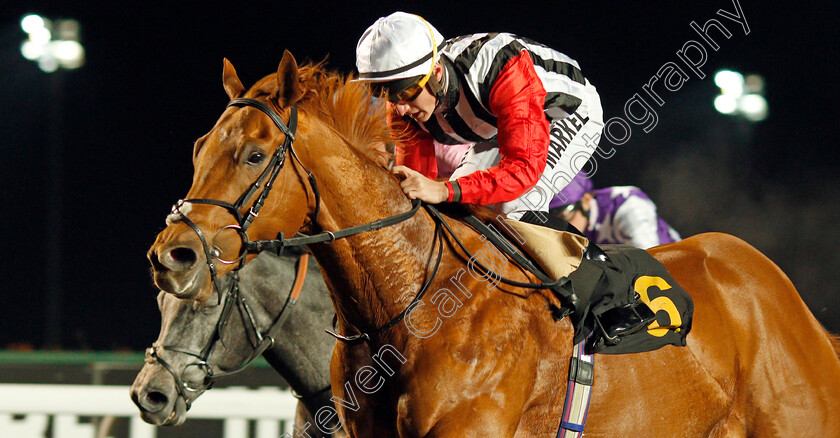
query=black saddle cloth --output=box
[572,243,694,354]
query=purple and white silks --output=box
[584,186,681,249]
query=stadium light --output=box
[21,14,46,33]
[713,95,738,115]
[713,69,767,122]
[20,13,85,73]
[714,70,745,96]
[19,13,85,348]
[738,94,768,122]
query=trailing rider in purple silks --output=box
[550,174,682,250]
[353,11,667,348]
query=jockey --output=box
[356,11,602,220]
[354,12,655,346]
[551,181,682,250]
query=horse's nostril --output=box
[161,247,198,271]
[145,391,169,408]
[170,247,197,265]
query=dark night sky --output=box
[0,1,838,350]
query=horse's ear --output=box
[223,58,245,100]
[274,50,305,107]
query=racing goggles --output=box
[554,200,587,221]
[374,74,431,104]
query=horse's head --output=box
[131,251,304,426]
[148,51,319,301]
[130,291,220,425]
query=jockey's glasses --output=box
[374,74,431,104]
[554,200,588,222]
[390,81,426,104]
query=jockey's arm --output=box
[389,114,450,202]
[446,50,549,205]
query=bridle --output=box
[163,95,437,334]
[153,96,430,409]
[144,252,311,410]
[166,97,424,299]
[167,98,306,300]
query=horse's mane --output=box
[248,59,395,167]
[830,332,840,361]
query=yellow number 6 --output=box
[634,276,681,337]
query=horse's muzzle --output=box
[148,234,207,298]
[131,366,190,426]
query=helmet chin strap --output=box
[427,70,445,111]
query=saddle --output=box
[456,208,693,355]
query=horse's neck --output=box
[304,136,438,333]
[241,255,334,403]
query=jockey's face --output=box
[392,63,443,123]
[561,193,593,233]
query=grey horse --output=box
[130,250,344,437]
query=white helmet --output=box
[355,12,445,83]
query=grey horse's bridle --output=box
[144,253,311,410]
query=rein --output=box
[246,198,424,252]
[426,206,578,313]
[324,205,581,344]
[324,217,445,344]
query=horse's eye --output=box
[246,152,265,165]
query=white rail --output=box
[0,384,298,438]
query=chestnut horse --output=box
[147,51,840,437]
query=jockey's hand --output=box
[392,165,449,204]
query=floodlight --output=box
[714,70,745,97]
[19,14,84,73]
[738,94,768,122]
[20,14,45,34]
[714,95,738,115]
[713,69,768,123]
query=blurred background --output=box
[0,0,837,352]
